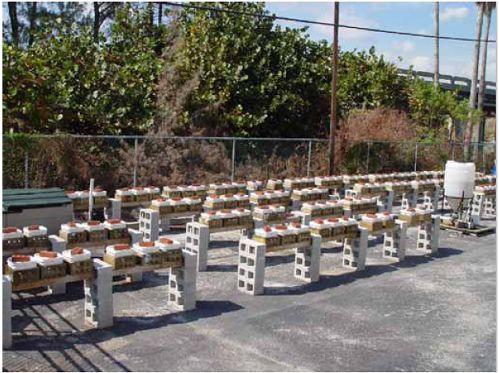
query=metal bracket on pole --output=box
[366,141,371,173]
[414,143,418,172]
[24,151,29,189]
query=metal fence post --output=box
[413,143,418,172]
[307,140,312,177]
[24,151,29,189]
[133,137,138,188]
[366,141,371,173]
[231,139,236,182]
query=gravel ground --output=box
[4,221,496,372]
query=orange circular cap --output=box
[28,224,40,230]
[108,219,122,224]
[327,218,339,223]
[139,241,154,247]
[88,220,100,226]
[159,238,173,244]
[39,251,57,258]
[208,211,216,215]
[367,213,376,218]
[114,244,130,250]
[263,225,272,232]
[275,224,287,230]
[314,218,324,224]
[172,197,182,201]
[3,227,18,233]
[12,255,30,262]
[71,247,84,255]
[224,193,234,198]
[67,222,77,227]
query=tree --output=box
[434,2,439,87]
[93,2,120,42]
[464,2,484,161]
[8,2,19,46]
[27,2,37,46]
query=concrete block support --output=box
[237,239,266,295]
[294,235,321,282]
[139,209,160,242]
[382,221,407,261]
[417,215,440,255]
[84,259,113,329]
[48,235,67,254]
[168,250,197,311]
[3,276,12,350]
[401,192,417,210]
[184,222,210,272]
[342,227,368,270]
[108,198,122,220]
[127,228,143,245]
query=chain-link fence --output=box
[3,134,496,192]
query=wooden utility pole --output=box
[434,2,439,87]
[328,1,339,175]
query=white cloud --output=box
[410,55,432,71]
[392,40,415,53]
[311,7,379,42]
[440,7,469,22]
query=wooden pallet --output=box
[440,223,496,237]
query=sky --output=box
[265,1,497,81]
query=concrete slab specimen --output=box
[84,259,113,329]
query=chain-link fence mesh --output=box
[3,135,496,192]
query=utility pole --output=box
[328,1,339,176]
[434,2,439,87]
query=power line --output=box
[163,2,496,44]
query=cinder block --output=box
[128,228,143,245]
[49,235,67,253]
[3,276,12,350]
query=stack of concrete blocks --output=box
[168,250,197,311]
[401,191,417,210]
[382,220,408,261]
[237,239,266,295]
[342,227,369,270]
[84,259,113,329]
[294,235,321,282]
[139,208,160,242]
[3,276,12,349]
[421,186,441,211]
[107,198,122,220]
[377,190,394,213]
[471,192,496,224]
[416,215,440,255]
[185,222,210,272]
[47,235,69,294]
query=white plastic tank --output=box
[444,161,475,211]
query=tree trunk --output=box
[93,2,100,43]
[464,3,484,161]
[158,2,163,26]
[8,2,19,46]
[148,2,154,36]
[477,4,493,170]
[28,2,37,46]
[434,2,439,88]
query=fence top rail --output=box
[2,133,496,146]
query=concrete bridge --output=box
[398,68,496,115]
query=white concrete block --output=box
[3,276,12,349]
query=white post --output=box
[3,276,12,349]
[88,178,94,220]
